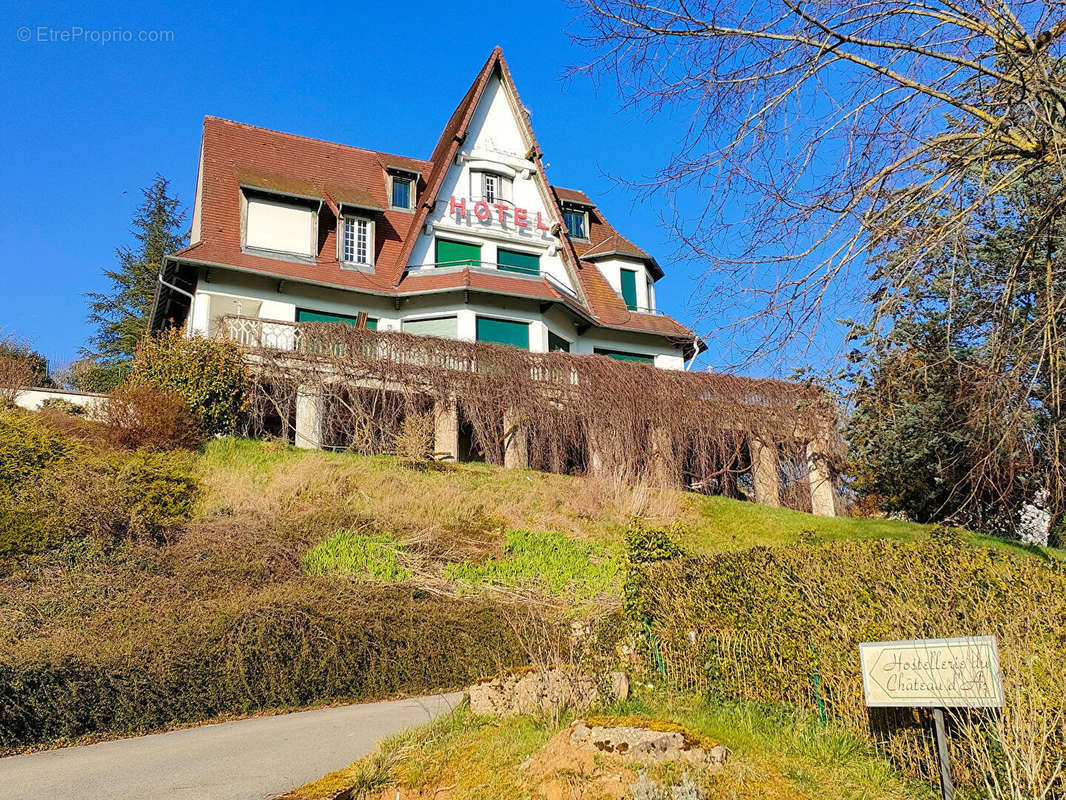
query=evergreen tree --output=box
[847,164,1066,538]
[86,175,186,368]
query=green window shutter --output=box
[497,248,540,275]
[594,347,654,364]
[403,317,458,338]
[620,269,638,310]
[476,317,529,349]
[548,332,570,352]
[435,239,481,268]
[296,309,377,329]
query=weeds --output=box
[303,530,411,581]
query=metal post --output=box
[932,707,954,800]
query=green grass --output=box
[303,530,411,581]
[282,692,935,800]
[445,529,620,600]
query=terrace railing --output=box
[217,315,580,387]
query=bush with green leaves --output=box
[0,408,197,563]
[131,330,248,435]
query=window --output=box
[497,248,539,275]
[548,332,571,352]
[476,317,530,349]
[473,170,512,204]
[620,268,639,311]
[245,195,314,257]
[403,317,458,338]
[562,208,587,240]
[435,238,481,268]
[297,309,378,330]
[341,216,373,267]
[390,173,415,210]
[594,347,654,364]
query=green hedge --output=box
[628,527,1066,791]
[0,584,540,748]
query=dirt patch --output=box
[521,728,638,800]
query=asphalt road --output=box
[0,692,463,800]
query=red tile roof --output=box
[174,48,699,347]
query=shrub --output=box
[0,585,543,748]
[629,530,1066,792]
[131,330,248,435]
[104,383,200,450]
[395,412,434,463]
[0,408,78,487]
[113,450,198,539]
[39,398,84,415]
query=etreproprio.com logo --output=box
[17,26,175,44]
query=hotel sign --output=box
[859,636,1003,708]
[448,195,552,232]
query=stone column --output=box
[807,440,836,517]
[647,426,681,488]
[434,397,459,461]
[503,409,529,469]
[294,384,323,450]
[749,437,781,508]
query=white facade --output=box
[170,75,690,369]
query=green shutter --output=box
[497,248,540,275]
[620,269,638,310]
[296,309,377,329]
[476,317,529,349]
[435,239,481,268]
[594,347,654,364]
[548,332,571,352]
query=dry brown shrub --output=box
[0,354,35,404]
[238,323,840,509]
[394,411,434,463]
[104,383,201,450]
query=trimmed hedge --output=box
[0,583,540,748]
[628,527,1066,791]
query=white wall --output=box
[595,255,653,311]
[407,76,576,294]
[15,388,107,417]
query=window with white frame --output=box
[341,215,373,267]
[474,170,512,204]
[389,170,417,211]
[562,208,588,240]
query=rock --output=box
[608,671,629,702]
[467,668,625,717]
[571,722,726,770]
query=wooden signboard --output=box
[860,636,1003,708]
[860,636,1003,800]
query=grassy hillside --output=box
[281,694,935,800]
[1,419,1061,751]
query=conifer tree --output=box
[86,175,186,371]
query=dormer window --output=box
[340,215,373,268]
[563,208,588,240]
[473,169,512,205]
[242,190,316,259]
[388,169,417,211]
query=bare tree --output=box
[572,0,1066,365]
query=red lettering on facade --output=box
[474,201,490,221]
[535,212,550,231]
[514,207,528,228]
[494,203,508,223]
[449,196,466,216]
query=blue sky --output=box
[0,0,829,374]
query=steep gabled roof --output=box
[170,49,698,346]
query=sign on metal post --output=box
[860,636,1003,800]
